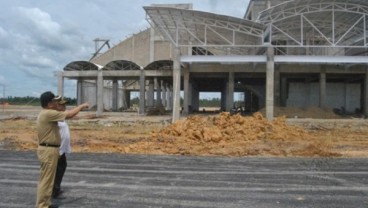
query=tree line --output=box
[2,96,221,107]
[1,96,77,106]
[130,97,221,107]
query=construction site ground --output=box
[2,150,367,208]
[1,105,368,158]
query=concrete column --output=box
[147,79,154,107]
[364,69,368,117]
[155,77,161,106]
[77,79,83,105]
[274,66,280,106]
[319,68,327,108]
[221,87,226,111]
[96,71,104,117]
[183,65,190,115]
[281,77,287,107]
[192,86,199,111]
[126,90,131,108]
[243,90,248,110]
[161,81,166,107]
[226,71,234,111]
[172,48,181,122]
[265,46,274,120]
[344,81,348,110]
[57,72,64,97]
[112,79,118,112]
[149,28,155,62]
[166,84,172,111]
[121,82,128,110]
[139,69,145,115]
[188,82,193,113]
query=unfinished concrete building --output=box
[57,0,368,121]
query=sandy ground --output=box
[1,105,368,157]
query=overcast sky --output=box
[0,0,249,98]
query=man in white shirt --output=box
[52,96,72,199]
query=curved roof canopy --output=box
[144,60,173,70]
[144,6,265,49]
[63,61,101,71]
[258,0,368,23]
[258,0,368,48]
[102,60,141,70]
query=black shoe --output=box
[49,205,59,208]
[52,190,64,199]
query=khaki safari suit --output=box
[36,109,67,208]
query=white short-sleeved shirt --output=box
[58,121,71,155]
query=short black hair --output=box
[40,91,55,108]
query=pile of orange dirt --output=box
[125,112,340,157]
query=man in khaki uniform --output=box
[36,91,88,208]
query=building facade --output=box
[57,0,368,121]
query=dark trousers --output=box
[53,153,67,195]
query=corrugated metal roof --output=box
[144,6,265,48]
[102,60,142,71]
[63,61,102,71]
[258,0,368,23]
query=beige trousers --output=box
[35,146,59,208]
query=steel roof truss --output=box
[302,15,333,45]
[146,14,179,47]
[206,25,233,45]
[259,1,368,23]
[364,15,368,46]
[188,16,262,38]
[179,26,205,45]
[272,25,302,45]
[335,15,364,45]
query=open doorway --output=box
[198,92,221,113]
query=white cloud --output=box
[0,5,94,96]
[0,26,12,50]
[17,7,61,34]
[0,0,249,97]
[0,26,7,37]
[15,7,88,53]
[21,53,56,69]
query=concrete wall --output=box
[101,86,125,111]
[133,30,151,66]
[327,83,361,112]
[243,84,266,109]
[92,29,152,67]
[82,81,127,111]
[92,28,175,67]
[154,41,172,60]
[87,29,175,112]
[82,81,97,108]
[287,82,361,112]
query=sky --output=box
[0,0,249,98]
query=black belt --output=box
[39,143,60,148]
